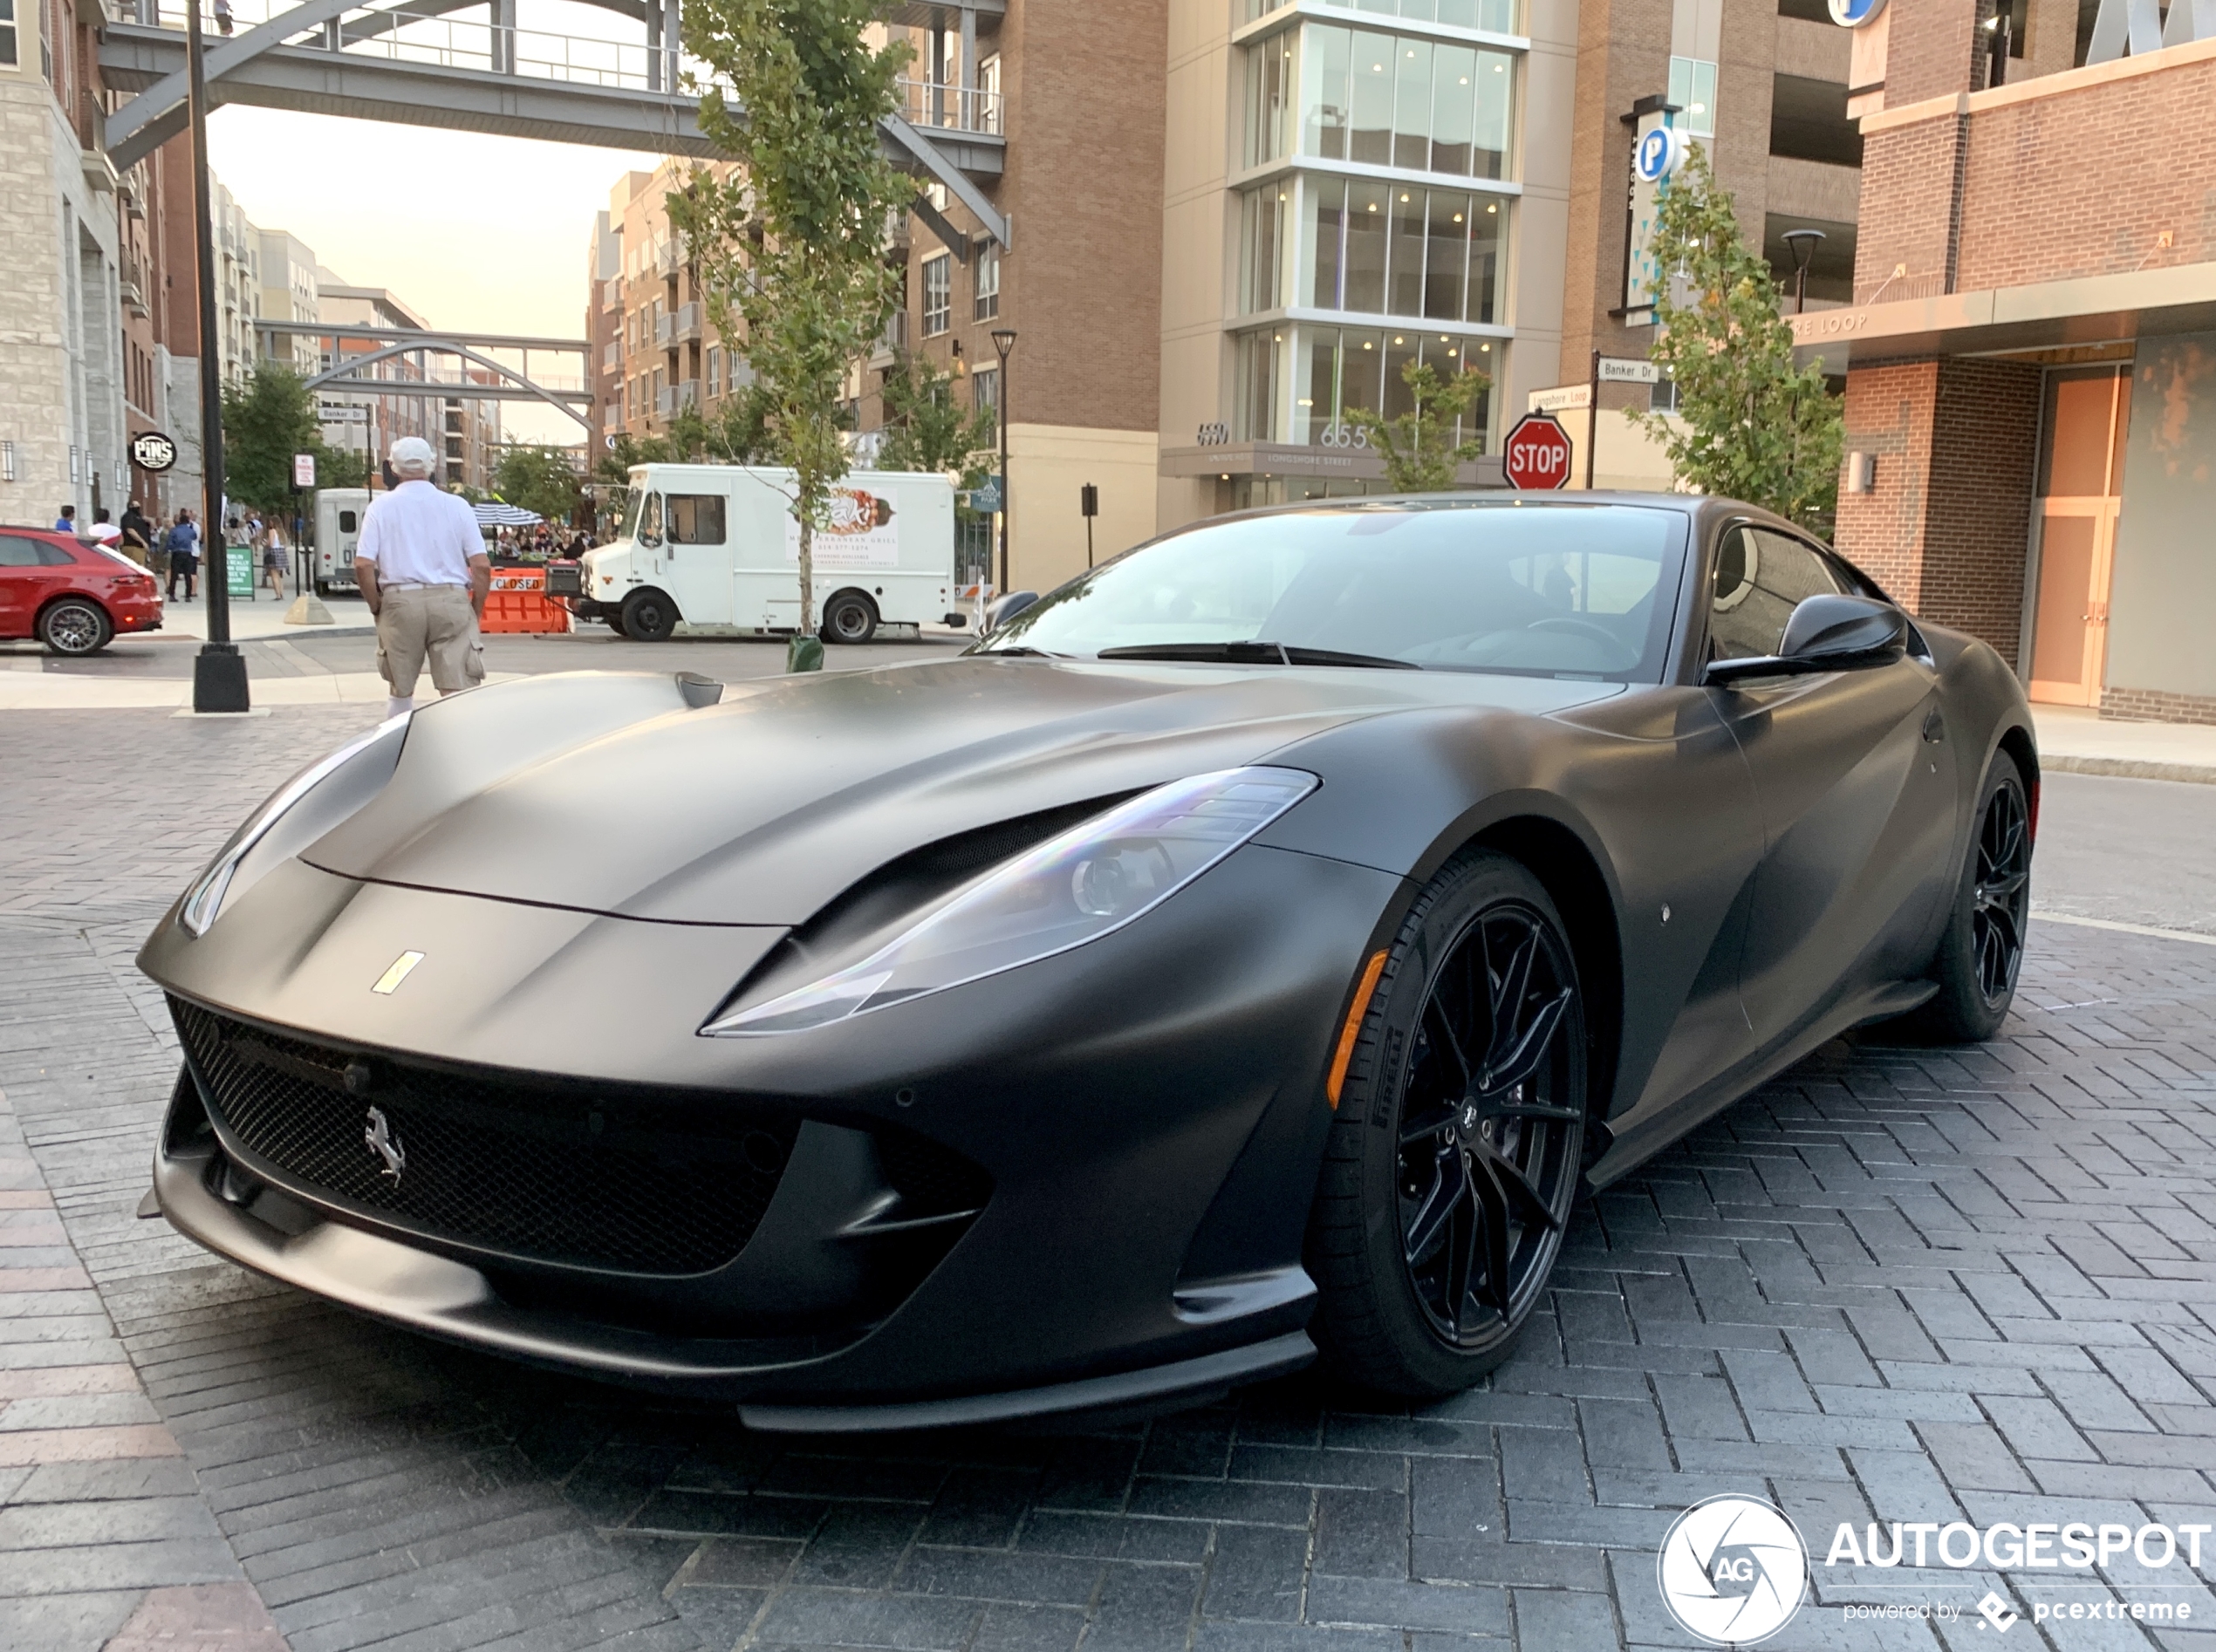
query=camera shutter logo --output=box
[1657,1495,1809,1645]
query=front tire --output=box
[40,597,112,657]
[823,590,879,645]
[1309,850,1588,1397]
[619,589,676,643]
[1914,751,2031,1043]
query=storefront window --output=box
[1299,24,1514,180]
[1304,179,1503,322]
[1235,324,1499,447]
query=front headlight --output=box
[701,766,1319,1036]
[179,713,411,937]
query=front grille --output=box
[171,998,797,1276]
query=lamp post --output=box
[1782,228,1825,317]
[186,0,247,713]
[989,327,1016,595]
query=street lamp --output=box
[186,0,247,712]
[1782,229,1825,316]
[989,327,1016,595]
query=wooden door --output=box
[2026,366,2131,706]
[2027,499,2118,706]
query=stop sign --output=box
[1501,412,1574,490]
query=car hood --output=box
[303,659,1622,926]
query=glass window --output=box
[1392,38,1434,170]
[1468,195,1502,323]
[1388,188,1426,315]
[1307,175,1345,309]
[1349,31,1397,163]
[921,253,951,337]
[972,365,997,413]
[1240,184,1292,313]
[0,535,48,567]
[0,0,16,68]
[1295,24,1514,180]
[637,492,665,549]
[1294,326,1494,448]
[1344,180,1390,312]
[978,502,1686,683]
[667,494,727,544]
[974,240,1000,320]
[1245,31,1295,167]
[1707,525,1845,661]
[1235,330,1287,440]
[1667,57,1717,139]
[1303,24,1351,159]
[1424,192,1470,320]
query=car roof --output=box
[0,524,84,541]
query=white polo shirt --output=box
[356,481,486,587]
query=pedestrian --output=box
[212,0,233,32]
[263,521,288,598]
[355,436,489,721]
[88,507,123,546]
[120,498,154,570]
[164,510,200,600]
[54,503,77,533]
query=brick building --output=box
[1802,0,2216,722]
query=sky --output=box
[202,0,681,446]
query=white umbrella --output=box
[472,501,543,528]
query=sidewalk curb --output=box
[2045,754,2216,786]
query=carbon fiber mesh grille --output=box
[171,998,797,1275]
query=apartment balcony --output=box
[869,307,908,368]
[657,242,682,276]
[894,76,1002,136]
[656,378,701,416]
[656,301,701,348]
[604,340,620,370]
[120,251,150,317]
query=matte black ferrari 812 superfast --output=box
[140,495,2037,1429]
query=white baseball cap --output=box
[388,436,437,476]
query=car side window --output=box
[0,536,50,568]
[1707,526,1845,661]
[38,543,81,566]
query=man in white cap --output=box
[354,437,490,720]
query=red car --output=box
[0,525,163,655]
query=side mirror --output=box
[982,590,1040,634]
[1705,593,1908,686]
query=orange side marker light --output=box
[1326,950,1390,1108]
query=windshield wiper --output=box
[974,645,1061,658]
[1096,641,1420,670]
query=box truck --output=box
[547,464,959,644]
[312,488,369,595]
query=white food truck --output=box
[552,464,960,644]
[312,488,369,595]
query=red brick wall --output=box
[1954,54,2216,290]
[1850,116,1962,304]
[2102,686,2216,726]
[1836,355,2040,665]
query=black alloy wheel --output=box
[1913,751,2032,1043]
[1971,775,2031,1006]
[1310,850,1588,1396]
[619,589,676,643]
[824,590,879,645]
[1397,903,1583,1346]
[40,597,112,657]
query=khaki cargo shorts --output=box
[375,584,485,698]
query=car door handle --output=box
[1922,707,1946,744]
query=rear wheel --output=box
[619,589,676,643]
[1913,752,2030,1043]
[40,597,112,657]
[823,590,879,645]
[1309,850,1588,1397]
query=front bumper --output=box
[141,847,1403,1422]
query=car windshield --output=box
[975,502,1687,681]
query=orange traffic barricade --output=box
[480,567,573,634]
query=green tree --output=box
[669,0,913,642]
[1344,359,1494,493]
[222,363,329,515]
[491,443,585,524]
[876,351,995,485]
[1630,145,1842,529]
[317,445,370,490]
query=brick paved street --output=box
[6,703,2216,1650]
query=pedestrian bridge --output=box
[98,0,1010,244]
